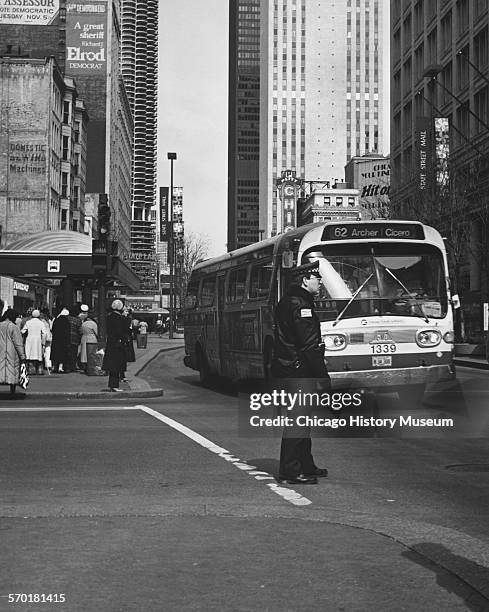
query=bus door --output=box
[216,273,226,369]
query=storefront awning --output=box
[0,231,140,291]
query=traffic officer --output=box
[272,262,331,485]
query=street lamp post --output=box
[167,152,177,339]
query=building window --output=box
[414,44,424,82]
[63,101,70,124]
[441,62,452,105]
[441,11,452,52]
[403,14,412,52]
[427,29,437,66]
[457,44,470,91]
[474,86,488,133]
[414,1,423,38]
[61,172,68,198]
[474,27,488,71]
[348,197,356,207]
[457,0,469,36]
[403,57,412,96]
[62,135,69,161]
[336,196,343,207]
[323,196,331,205]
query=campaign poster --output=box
[0,0,59,25]
[66,0,107,75]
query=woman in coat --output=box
[51,308,71,373]
[102,300,127,391]
[22,309,46,375]
[0,309,26,395]
[80,314,98,372]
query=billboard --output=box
[345,156,390,219]
[66,1,107,75]
[434,117,450,192]
[0,0,59,25]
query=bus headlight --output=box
[443,331,455,343]
[416,329,442,348]
[323,333,347,351]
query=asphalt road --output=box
[1,353,489,611]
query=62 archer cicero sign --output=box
[66,1,107,75]
[0,0,59,25]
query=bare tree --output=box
[176,232,210,310]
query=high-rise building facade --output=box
[259,0,386,238]
[390,0,489,342]
[227,0,261,251]
[121,0,159,292]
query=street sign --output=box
[47,260,60,273]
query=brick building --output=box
[0,57,88,246]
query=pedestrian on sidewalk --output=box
[21,309,46,375]
[66,306,82,373]
[272,262,331,485]
[102,299,127,392]
[0,308,26,395]
[51,308,70,373]
[156,316,163,337]
[40,308,53,375]
[119,306,135,382]
[80,311,98,373]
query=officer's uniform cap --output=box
[291,262,322,279]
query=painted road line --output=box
[0,406,141,411]
[137,405,312,507]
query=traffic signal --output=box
[98,194,111,239]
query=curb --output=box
[132,344,184,378]
[2,389,163,400]
[454,359,489,371]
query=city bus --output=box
[183,220,456,401]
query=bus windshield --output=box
[302,243,448,322]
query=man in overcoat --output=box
[272,262,331,485]
[102,299,128,392]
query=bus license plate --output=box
[372,356,392,367]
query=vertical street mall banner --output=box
[66,1,107,75]
[415,116,433,193]
[0,0,59,24]
[159,187,169,241]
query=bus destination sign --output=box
[322,223,425,241]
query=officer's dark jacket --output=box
[272,284,329,378]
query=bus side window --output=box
[227,268,247,303]
[201,276,216,307]
[250,262,273,300]
[185,278,200,309]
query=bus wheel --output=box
[263,340,274,380]
[197,347,212,388]
[397,383,426,406]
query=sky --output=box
[157,1,229,258]
[157,1,391,259]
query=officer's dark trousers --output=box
[271,362,318,479]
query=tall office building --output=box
[228,0,261,251]
[121,0,159,292]
[259,0,387,237]
[390,0,489,341]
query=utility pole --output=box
[167,152,177,339]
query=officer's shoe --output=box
[278,473,318,485]
[307,467,328,478]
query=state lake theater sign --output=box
[0,0,59,25]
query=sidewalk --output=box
[2,335,184,400]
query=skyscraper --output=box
[258,0,386,237]
[227,0,261,251]
[121,0,159,292]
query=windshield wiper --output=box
[332,273,374,327]
[384,268,429,323]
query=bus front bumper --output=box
[329,363,456,390]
